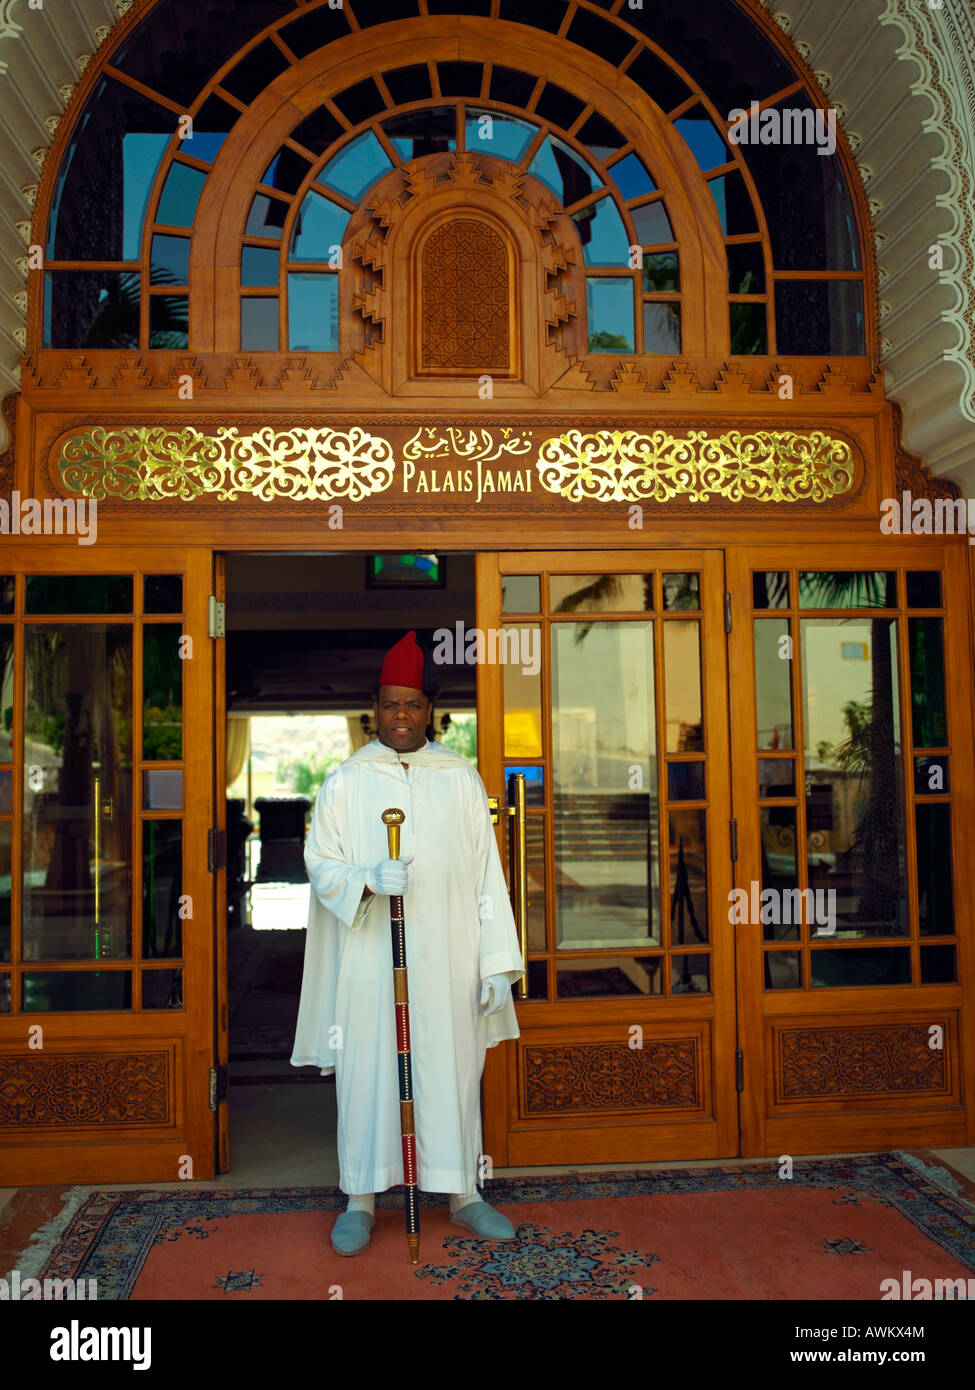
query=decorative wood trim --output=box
[892,400,961,500]
[20,351,885,402]
[39,417,866,516]
[0,390,15,497]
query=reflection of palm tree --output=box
[86,268,188,349]
[555,575,653,642]
[729,271,765,354]
[802,572,902,935]
[588,330,632,352]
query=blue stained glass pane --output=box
[46,78,173,262]
[506,764,544,791]
[528,136,597,205]
[643,301,681,353]
[179,132,223,163]
[465,110,536,162]
[708,172,758,236]
[610,152,656,200]
[241,246,279,287]
[151,234,190,284]
[674,111,729,171]
[149,295,187,349]
[262,147,314,197]
[288,274,338,351]
[156,162,207,229]
[587,278,634,352]
[321,132,393,201]
[241,297,279,350]
[44,271,140,349]
[290,192,351,261]
[246,194,286,241]
[574,196,630,267]
[123,134,172,257]
[384,107,456,160]
[631,200,673,246]
[710,177,727,232]
[179,95,241,165]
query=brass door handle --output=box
[490,774,528,999]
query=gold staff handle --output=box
[383,807,405,860]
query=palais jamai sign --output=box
[51,422,857,508]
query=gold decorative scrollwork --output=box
[534,429,854,503]
[57,425,397,501]
[52,423,856,505]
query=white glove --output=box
[365,856,412,896]
[479,974,512,1016]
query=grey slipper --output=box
[331,1209,375,1256]
[449,1200,516,1240]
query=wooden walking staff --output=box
[382,807,420,1265]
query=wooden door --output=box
[0,548,217,1182]
[727,543,974,1155]
[478,551,738,1164]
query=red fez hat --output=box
[380,630,425,691]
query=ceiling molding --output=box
[761,0,975,488]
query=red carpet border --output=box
[22,1152,975,1301]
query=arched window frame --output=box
[32,3,875,370]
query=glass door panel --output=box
[731,549,969,1161]
[23,625,133,964]
[749,567,949,991]
[492,564,723,1000]
[552,620,658,951]
[479,550,736,1165]
[0,552,213,1184]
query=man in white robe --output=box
[291,631,523,1255]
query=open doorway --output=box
[220,551,476,1177]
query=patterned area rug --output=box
[17,1153,975,1301]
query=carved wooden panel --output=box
[776,1023,948,1101]
[0,391,15,497]
[0,1051,170,1126]
[419,217,510,372]
[522,1039,699,1115]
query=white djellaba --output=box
[290,736,523,1196]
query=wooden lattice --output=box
[419,218,510,372]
